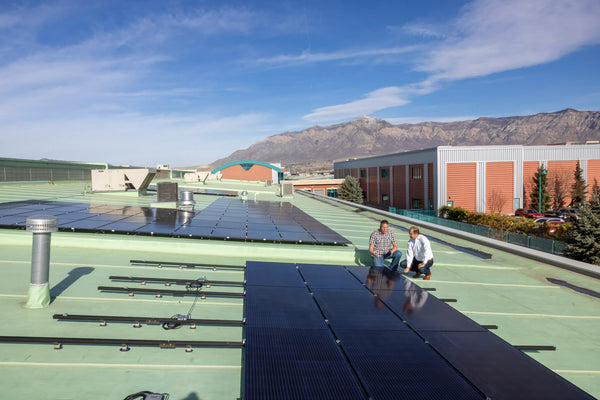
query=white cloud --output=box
[303,0,600,123]
[256,46,418,66]
[0,112,270,167]
[419,0,600,81]
[303,87,409,123]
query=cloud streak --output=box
[303,87,409,122]
[304,0,600,123]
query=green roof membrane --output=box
[1,181,600,399]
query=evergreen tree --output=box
[529,165,551,212]
[564,189,600,265]
[338,176,364,204]
[570,161,587,207]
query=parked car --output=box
[514,208,544,219]
[534,217,566,223]
[558,208,580,221]
[544,210,567,219]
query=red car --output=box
[514,208,544,219]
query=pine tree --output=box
[570,161,587,207]
[338,176,364,204]
[564,188,600,265]
[529,165,551,212]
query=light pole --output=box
[538,168,547,213]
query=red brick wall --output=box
[368,167,378,202]
[428,163,434,210]
[378,166,391,204]
[408,164,425,209]
[392,165,406,209]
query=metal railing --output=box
[388,207,566,255]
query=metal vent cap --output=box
[26,216,58,233]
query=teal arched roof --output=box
[212,160,281,174]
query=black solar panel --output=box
[0,199,349,245]
[244,261,592,400]
[421,331,596,400]
[244,328,367,400]
[298,264,364,289]
[245,261,305,287]
[311,288,409,331]
[244,285,327,329]
[335,330,484,400]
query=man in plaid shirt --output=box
[369,220,402,270]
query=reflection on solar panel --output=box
[244,262,593,400]
[0,198,349,245]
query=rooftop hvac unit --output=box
[280,181,294,197]
[91,169,156,192]
[265,179,272,186]
[157,182,179,202]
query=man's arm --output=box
[369,243,377,257]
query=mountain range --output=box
[209,108,600,172]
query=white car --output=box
[534,217,565,223]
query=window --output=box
[381,168,388,178]
[411,166,422,179]
[382,194,389,203]
[360,169,366,178]
[327,189,338,198]
[411,198,422,209]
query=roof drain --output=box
[25,215,58,309]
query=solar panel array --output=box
[0,198,349,245]
[244,262,595,400]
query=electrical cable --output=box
[162,278,203,330]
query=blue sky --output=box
[1,0,599,167]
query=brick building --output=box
[334,144,600,213]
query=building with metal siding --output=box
[334,144,600,213]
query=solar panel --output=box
[335,330,484,400]
[244,286,327,329]
[0,198,349,245]
[244,328,368,400]
[298,264,364,289]
[422,331,595,400]
[245,261,304,287]
[310,288,408,331]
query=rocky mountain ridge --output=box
[209,109,600,172]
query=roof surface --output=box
[0,179,599,399]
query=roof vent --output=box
[26,215,58,233]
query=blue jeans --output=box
[401,258,434,276]
[372,250,402,270]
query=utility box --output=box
[157,182,179,202]
[280,181,294,197]
[91,169,156,192]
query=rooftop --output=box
[0,178,599,399]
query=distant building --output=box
[212,160,284,184]
[288,179,344,198]
[334,144,600,213]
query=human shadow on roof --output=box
[180,393,200,400]
[354,249,372,266]
[50,267,94,302]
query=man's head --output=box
[379,220,389,234]
[408,226,419,240]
